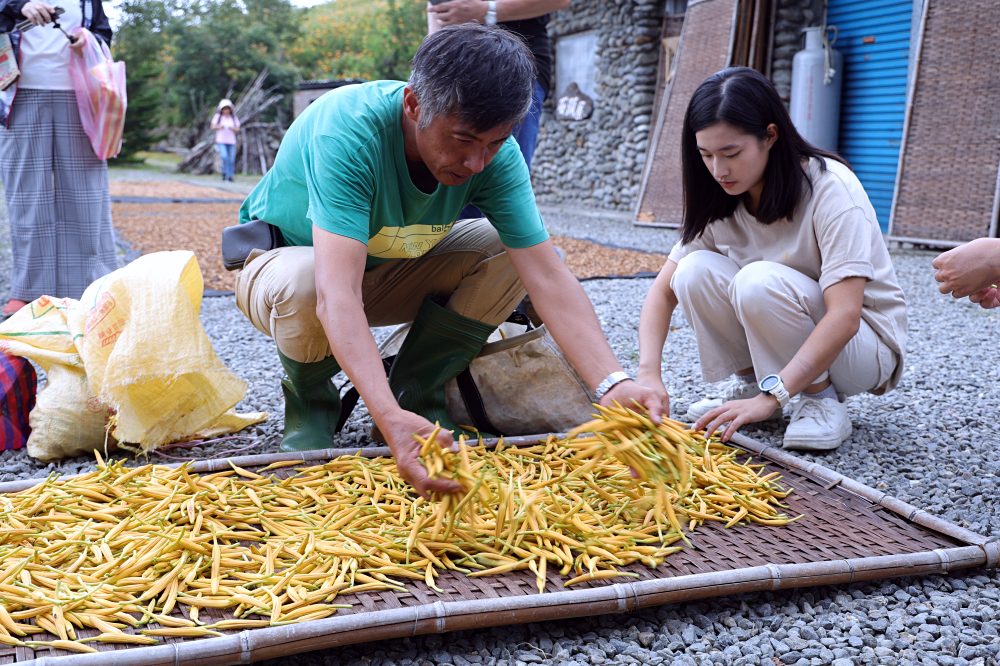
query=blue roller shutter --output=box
[826,0,913,231]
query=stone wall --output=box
[532,0,664,212]
[771,0,825,102]
[532,0,823,213]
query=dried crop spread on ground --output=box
[108,181,668,292]
[0,407,796,654]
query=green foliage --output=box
[112,0,175,157]
[289,0,426,81]
[159,0,302,125]
[115,57,167,162]
[109,0,427,141]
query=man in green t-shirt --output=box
[235,24,665,497]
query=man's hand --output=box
[635,370,670,419]
[694,393,779,442]
[600,379,668,424]
[427,0,488,25]
[21,1,56,26]
[381,410,463,499]
[932,238,1000,300]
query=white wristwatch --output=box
[484,0,497,25]
[594,371,632,401]
[758,374,790,408]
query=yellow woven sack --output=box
[0,296,109,460]
[0,251,266,460]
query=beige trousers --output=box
[235,218,526,363]
[671,250,897,396]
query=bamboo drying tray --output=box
[1,432,996,665]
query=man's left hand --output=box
[600,379,668,423]
[428,0,488,25]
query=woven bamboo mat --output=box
[1,433,996,665]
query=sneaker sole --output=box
[782,423,853,451]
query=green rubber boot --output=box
[388,299,495,433]
[277,350,342,452]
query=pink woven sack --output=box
[68,27,127,160]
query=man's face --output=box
[413,111,516,187]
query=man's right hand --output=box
[635,370,671,419]
[21,2,56,26]
[380,410,464,499]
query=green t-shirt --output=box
[239,81,548,268]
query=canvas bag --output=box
[68,27,126,160]
[379,317,595,436]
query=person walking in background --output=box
[0,0,120,317]
[637,67,907,452]
[211,98,240,182]
[427,0,569,171]
[932,238,1000,309]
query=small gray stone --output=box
[786,636,811,651]
[799,626,820,641]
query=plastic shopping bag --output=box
[68,27,126,160]
[0,252,266,461]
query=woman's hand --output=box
[21,1,56,26]
[694,393,780,442]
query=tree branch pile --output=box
[178,71,286,176]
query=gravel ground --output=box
[0,171,998,665]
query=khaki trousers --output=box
[671,251,897,396]
[235,218,525,363]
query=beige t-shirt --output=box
[668,157,907,393]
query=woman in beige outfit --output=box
[638,68,907,451]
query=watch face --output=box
[760,375,780,392]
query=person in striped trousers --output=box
[0,0,121,318]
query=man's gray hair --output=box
[409,24,536,132]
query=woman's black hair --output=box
[680,67,847,244]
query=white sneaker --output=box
[684,375,777,422]
[782,395,852,451]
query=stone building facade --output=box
[531,0,823,213]
[531,0,664,212]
